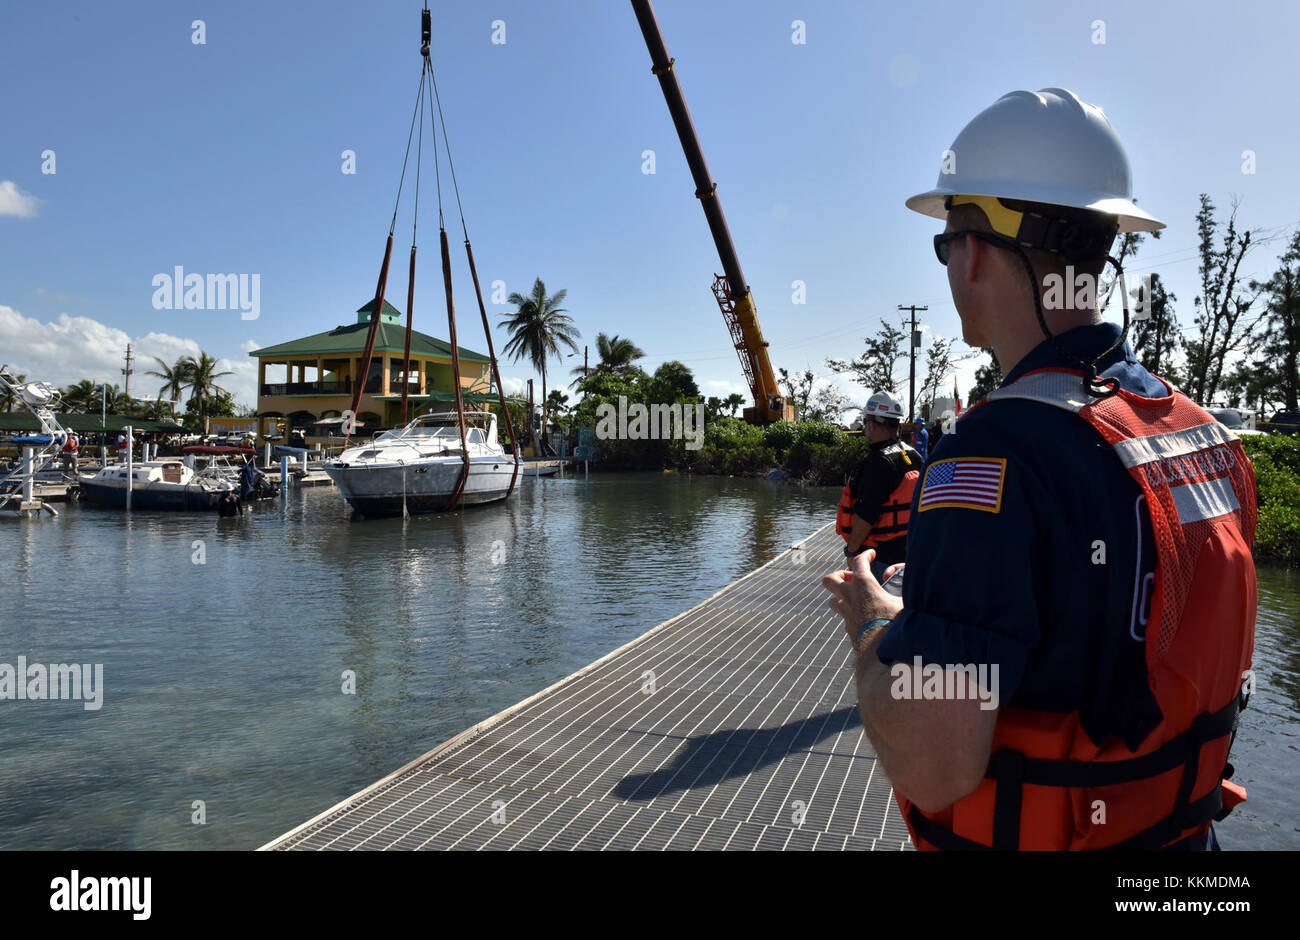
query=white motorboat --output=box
[78,460,236,510]
[324,410,520,515]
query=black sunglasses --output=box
[933,229,1013,265]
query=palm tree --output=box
[500,278,579,444]
[1,372,26,412]
[546,389,570,431]
[136,399,173,423]
[570,332,645,385]
[146,357,191,418]
[181,352,233,435]
[61,379,100,413]
[725,393,746,417]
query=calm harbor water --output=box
[1,472,1296,850]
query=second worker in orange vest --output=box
[839,391,921,581]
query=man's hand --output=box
[822,548,904,642]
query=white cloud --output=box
[0,305,258,407]
[500,375,526,396]
[0,181,38,218]
[702,378,750,399]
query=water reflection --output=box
[0,472,841,849]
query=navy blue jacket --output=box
[878,322,1167,751]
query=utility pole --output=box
[898,305,927,421]
[121,344,135,399]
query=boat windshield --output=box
[404,413,491,437]
[368,413,493,447]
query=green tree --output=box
[1130,272,1180,382]
[1098,227,1161,312]
[145,356,192,418]
[61,379,100,413]
[1184,195,1268,404]
[183,390,236,433]
[808,383,851,424]
[917,336,966,417]
[571,332,644,385]
[0,372,26,413]
[724,393,745,417]
[778,367,815,421]
[180,352,234,434]
[571,368,647,431]
[827,319,907,398]
[1254,226,1300,412]
[501,278,580,443]
[488,394,529,450]
[546,388,571,431]
[966,349,1003,405]
[645,360,699,404]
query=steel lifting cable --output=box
[346,4,520,508]
[399,60,426,427]
[344,53,430,446]
[425,34,523,498]
[414,30,473,511]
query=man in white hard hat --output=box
[836,392,921,580]
[824,89,1257,851]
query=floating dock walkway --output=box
[262,523,911,851]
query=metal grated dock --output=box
[262,522,912,851]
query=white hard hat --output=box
[906,88,1164,234]
[864,392,904,421]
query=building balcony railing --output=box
[261,378,425,397]
[261,380,353,397]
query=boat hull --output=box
[78,479,225,511]
[324,456,519,516]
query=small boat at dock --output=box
[78,460,236,510]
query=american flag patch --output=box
[918,457,1007,513]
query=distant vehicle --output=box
[1206,408,1265,437]
[1265,410,1300,436]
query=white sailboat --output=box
[324,410,519,515]
[78,459,236,511]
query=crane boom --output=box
[630,0,793,424]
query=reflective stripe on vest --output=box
[897,368,1257,850]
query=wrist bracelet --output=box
[855,617,892,648]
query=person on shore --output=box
[823,88,1257,850]
[912,421,929,462]
[837,392,921,581]
[61,431,79,474]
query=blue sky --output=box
[3,0,1298,413]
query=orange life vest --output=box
[62,435,78,454]
[897,369,1256,850]
[838,440,921,546]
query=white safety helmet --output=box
[864,392,904,422]
[906,87,1164,234]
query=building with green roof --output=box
[248,299,496,440]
